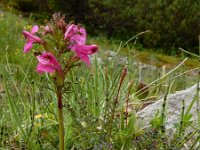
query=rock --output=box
[91,50,128,65]
[104,50,117,57]
[137,84,199,132]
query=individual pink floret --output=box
[36,52,62,74]
[65,24,98,66]
[23,25,42,53]
[64,24,86,45]
[44,25,53,35]
[72,44,98,66]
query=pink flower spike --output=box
[64,24,86,45]
[23,25,42,53]
[36,52,62,74]
[72,44,98,66]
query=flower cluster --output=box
[22,14,98,80]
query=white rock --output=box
[137,84,199,132]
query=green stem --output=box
[57,87,64,150]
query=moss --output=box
[155,54,178,68]
[134,49,199,69]
[185,59,199,68]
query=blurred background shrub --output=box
[2,0,200,54]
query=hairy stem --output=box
[57,87,64,150]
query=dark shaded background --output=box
[2,0,200,54]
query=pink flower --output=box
[36,52,62,74]
[72,44,98,66]
[64,24,86,45]
[64,24,98,66]
[44,25,53,35]
[23,25,42,53]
